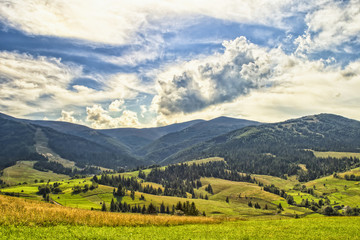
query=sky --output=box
[0,0,359,128]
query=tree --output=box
[110,198,116,212]
[101,202,107,211]
[277,203,283,211]
[160,202,166,213]
[141,205,147,214]
[130,190,135,200]
[116,184,125,196]
[147,203,157,214]
[205,184,214,194]
[248,201,253,207]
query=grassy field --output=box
[0,194,217,227]
[1,156,360,223]
[305,173,360,207]
[312,150,360,159]
[0,161,69,185]
[1,157,360,239]
[1,217,359,239]
[0,193,359,239]
[183,157,224,165]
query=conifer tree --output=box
[110,198,116,212]
[101,202,107,211]
[160,202,166,213]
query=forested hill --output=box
[137,117,261,163]
[99,119,204,151]
[0,114,142,169]
[164,114,360,180]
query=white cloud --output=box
[152,36,282,116]
[140,105,148,118]
[0,51,82,116]
[57,110,78,123]
[0,0,308,45]
[295,0,360,54]
[86,104,140,129]
[0,51,149,122]
[109,99,125,112]
[152,36,360,124]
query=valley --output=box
[1,113,360,239]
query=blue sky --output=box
[0,0,359,128]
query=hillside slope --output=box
[0,114,141,169]
[165,114,360,179]
[138,117,260,163]
[99,119,204,151]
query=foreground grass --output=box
[0,195,217,227]
[1,217,359,240]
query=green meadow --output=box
[1,217,359,240]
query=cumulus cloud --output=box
[0,0,307,45]
[151,35,360,124]
[152,36,282,116]
[295,0,360,54]
[57,110,78,123]
[109,99,125,112]
[86,104,140,129]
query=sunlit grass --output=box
[0,195,218,227]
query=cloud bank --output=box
[0,0,304,45]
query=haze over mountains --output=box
[1,112,360,180]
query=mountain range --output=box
[1,112,360,178]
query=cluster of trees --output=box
[247,201,268,210]
[37,182,63,202]
[145,162,255,198]
[262,184,295,205]
[72,182,98,194]
[38,183,62,195]
[97,162,255,199]
[104,199,202,216]
[94,174,164,196]
[34,161,101,176]
[344,174,360,181]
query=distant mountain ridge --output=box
[2,112,360,179]
[137,116,261,163]
[99,119,204,151]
